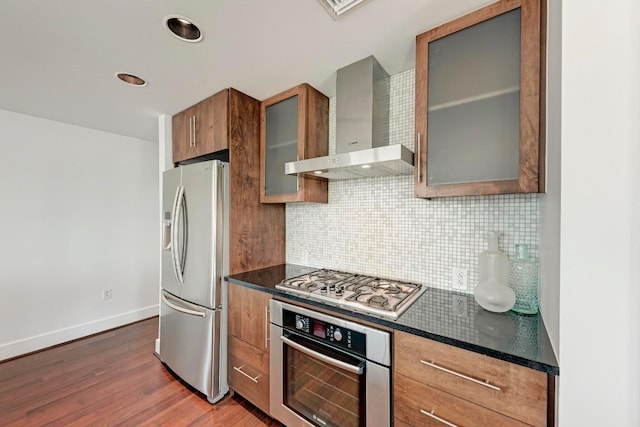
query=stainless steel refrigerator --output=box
[159,160,229,403]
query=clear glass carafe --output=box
[508,244,539,314]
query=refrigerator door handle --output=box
[169,185,181,284]
[177,186,188,282]
[162,294,206,318]
[171,186,187,284]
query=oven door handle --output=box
[280,335,364,375]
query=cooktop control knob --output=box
[333,329,343,342]
[295,320,304,330]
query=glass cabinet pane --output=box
[427,9,521,185]
[265,95,299,196]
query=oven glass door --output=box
[282,330,366,427]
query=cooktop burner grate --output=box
[277,269,426,319]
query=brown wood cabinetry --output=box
[172,89,229,163]
[228,283,272,414]
[394,331,550,426]
[395,375,530,427]
[172,87,285,272]
[414,0,545,198]
[226,89,285,274]
[259,83,328,204]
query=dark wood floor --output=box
[0,317,282,426]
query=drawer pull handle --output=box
[419,360,501,392]
[233,365,259,383]
[420,409,459,427]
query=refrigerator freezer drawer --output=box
[159,291,228,403]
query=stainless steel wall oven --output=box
[270,300,390,427]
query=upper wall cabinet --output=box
[260,84,328,204]
[414,0,544,198]
[173,89,229,163]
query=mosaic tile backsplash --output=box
[286,69,539,294]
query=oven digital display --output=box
[312,321,326,339]
[282,309,367,357]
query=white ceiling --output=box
[1,0,494,142]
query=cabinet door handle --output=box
[264,306,270,349]
[189,116,194,147]
[296,155,300,192]
[192,115,197,147]
[420,360,501,392]
[416,133,422,183]
[233,365,259,383]
[419,409,458,427]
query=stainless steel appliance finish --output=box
[277,269,426,320]
[336,55,390,155]
[285,144,414,180]
[159,160,229,403]
[285,56,414,180]
[270,300,391,427]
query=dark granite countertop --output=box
[226,264,559,376]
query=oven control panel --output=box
[282,309,366,357]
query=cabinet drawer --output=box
[394,373,529,427]
[228,335,269,378]
[228,336,270,414]
[394,331,547,426]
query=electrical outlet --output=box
[102,289,112,300]
[452,295,468,317]
[452,267,468,290]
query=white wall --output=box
[0,109,159,361]
[155,114,173,355]
[539,0,561,357]
[559,0,640,425]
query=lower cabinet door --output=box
[394,373,529,427]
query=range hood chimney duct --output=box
[285,56,414,180]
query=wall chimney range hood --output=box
[285,56,414,180]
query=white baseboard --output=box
[0,305,159,362]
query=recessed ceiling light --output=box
[163,15,202,42]
[115,73,147,87]
[317,0,372,20]
[314,171,324,175]
[361,164,371,169]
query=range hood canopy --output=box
[285,56,414,180]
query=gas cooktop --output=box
[276,269,426,320]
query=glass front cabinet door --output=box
[260,84,329,204]
[414,0,544,198]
